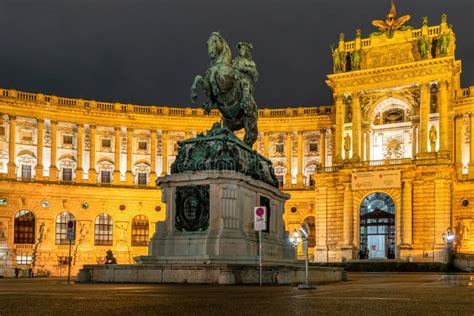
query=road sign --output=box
[66,220,76,241]
[254,206,266,231]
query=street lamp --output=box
[442,227,455,270]
[289,222,316,290]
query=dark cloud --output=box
[0,0,472,108]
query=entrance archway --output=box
[360,193,395,259]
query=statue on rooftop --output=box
[417,36,432,59]
[191,32,258,147]
[331,45,347,73]
[437,26,451,57]
[371,0,412,38]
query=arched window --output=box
[94,214,113,246]
[14,210,35,244]
[55,212,75,245]
[131,215,149,246]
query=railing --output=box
[0,87,333,119]
[428,26,441,36]
[461,87,473,98]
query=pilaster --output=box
[161,130,168,176]
[113,127,121,184]
[296,131,304,186]
[454,115,463,177]
[75,123,83,182]
[419,83,430,156]
[351,92,361,161]
[335,94,344,163]
[7,115,16,178]
[88,125,97,183]
[284,131,292,187]
[342,183,353,259]
[320,128,326,168]
[149,129,157,186]
[49,120,58,181]
[438,80,449,154]
[400,180,413,259]
[469,114,474,178]
[35,119,44,180]
[125,128,133,184]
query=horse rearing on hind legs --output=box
[191,32,259,148]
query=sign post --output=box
[254,206,266,286]
[66,220,75,284]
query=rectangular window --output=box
[275,143,284,154]
[138,141,148,151]
[21,130,33,142]
[62,168,72,181]
[101,171,111,183]
[21,165,32,180]
[309,142,319,152]
[16,255,32,265]
[0,126,5,136]
[101,138,111,149]
[63,134,73,146]
[137,172,147,185]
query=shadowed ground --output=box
[0,273,472,315]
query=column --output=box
[351,93,361,161]
[161,130,168,176]
[263,132,270,157]
[76,124,84,182]
[113,127,121,184]
[296,131,304,186]
[335,95,344,162]
[401,180,413,247]
[365,131,371,161]
[320,128,327,168]
[455,115,463,175]
[315,186,328,262]
[412,121,418,159]
[149,129,157,185]
[331,127,336,166]
[285,131,292,186]
[469,114,474,177]
[7,115,16,178]
[419,83,430,155]
[35,119,44,179]
[439,81,449,153]
[88,125,97,183]
[343,183,353,248]
[49,120,58,181]
[125,128,133,184]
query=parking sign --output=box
[254,206,266,231]
[66,220,76,241]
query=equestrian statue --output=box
[191,32,259,148]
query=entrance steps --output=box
[312,260,448,272]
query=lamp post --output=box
[442,227,455,270]
[290,222,316,290]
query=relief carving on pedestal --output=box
[175,185,210,232]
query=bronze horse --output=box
[191,32,258,147]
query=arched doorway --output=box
[360,193,395,259]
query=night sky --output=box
[0,0,472,108]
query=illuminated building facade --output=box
[0,11,473,276]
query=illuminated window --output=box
[63,135,73,146]
[55,212,75,245]
[275,143,284,154]
[94,214,113,246]
[101,138,111,149]
[14,210,35,244]
[21,165,32,180]
[137,173,147,186]
[101,170,111,183]
[16,255,32,265]
[131,215,149,246]
[62,168,72,181]
[138,141,148,151]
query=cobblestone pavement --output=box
[0,273,472,315]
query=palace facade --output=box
[0,11,473,276]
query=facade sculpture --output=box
[344,133,351,160]
[371,0,412,38]
[429,125,438,152]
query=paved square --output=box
[0,273,472,315]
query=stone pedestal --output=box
[137,171,295,265]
